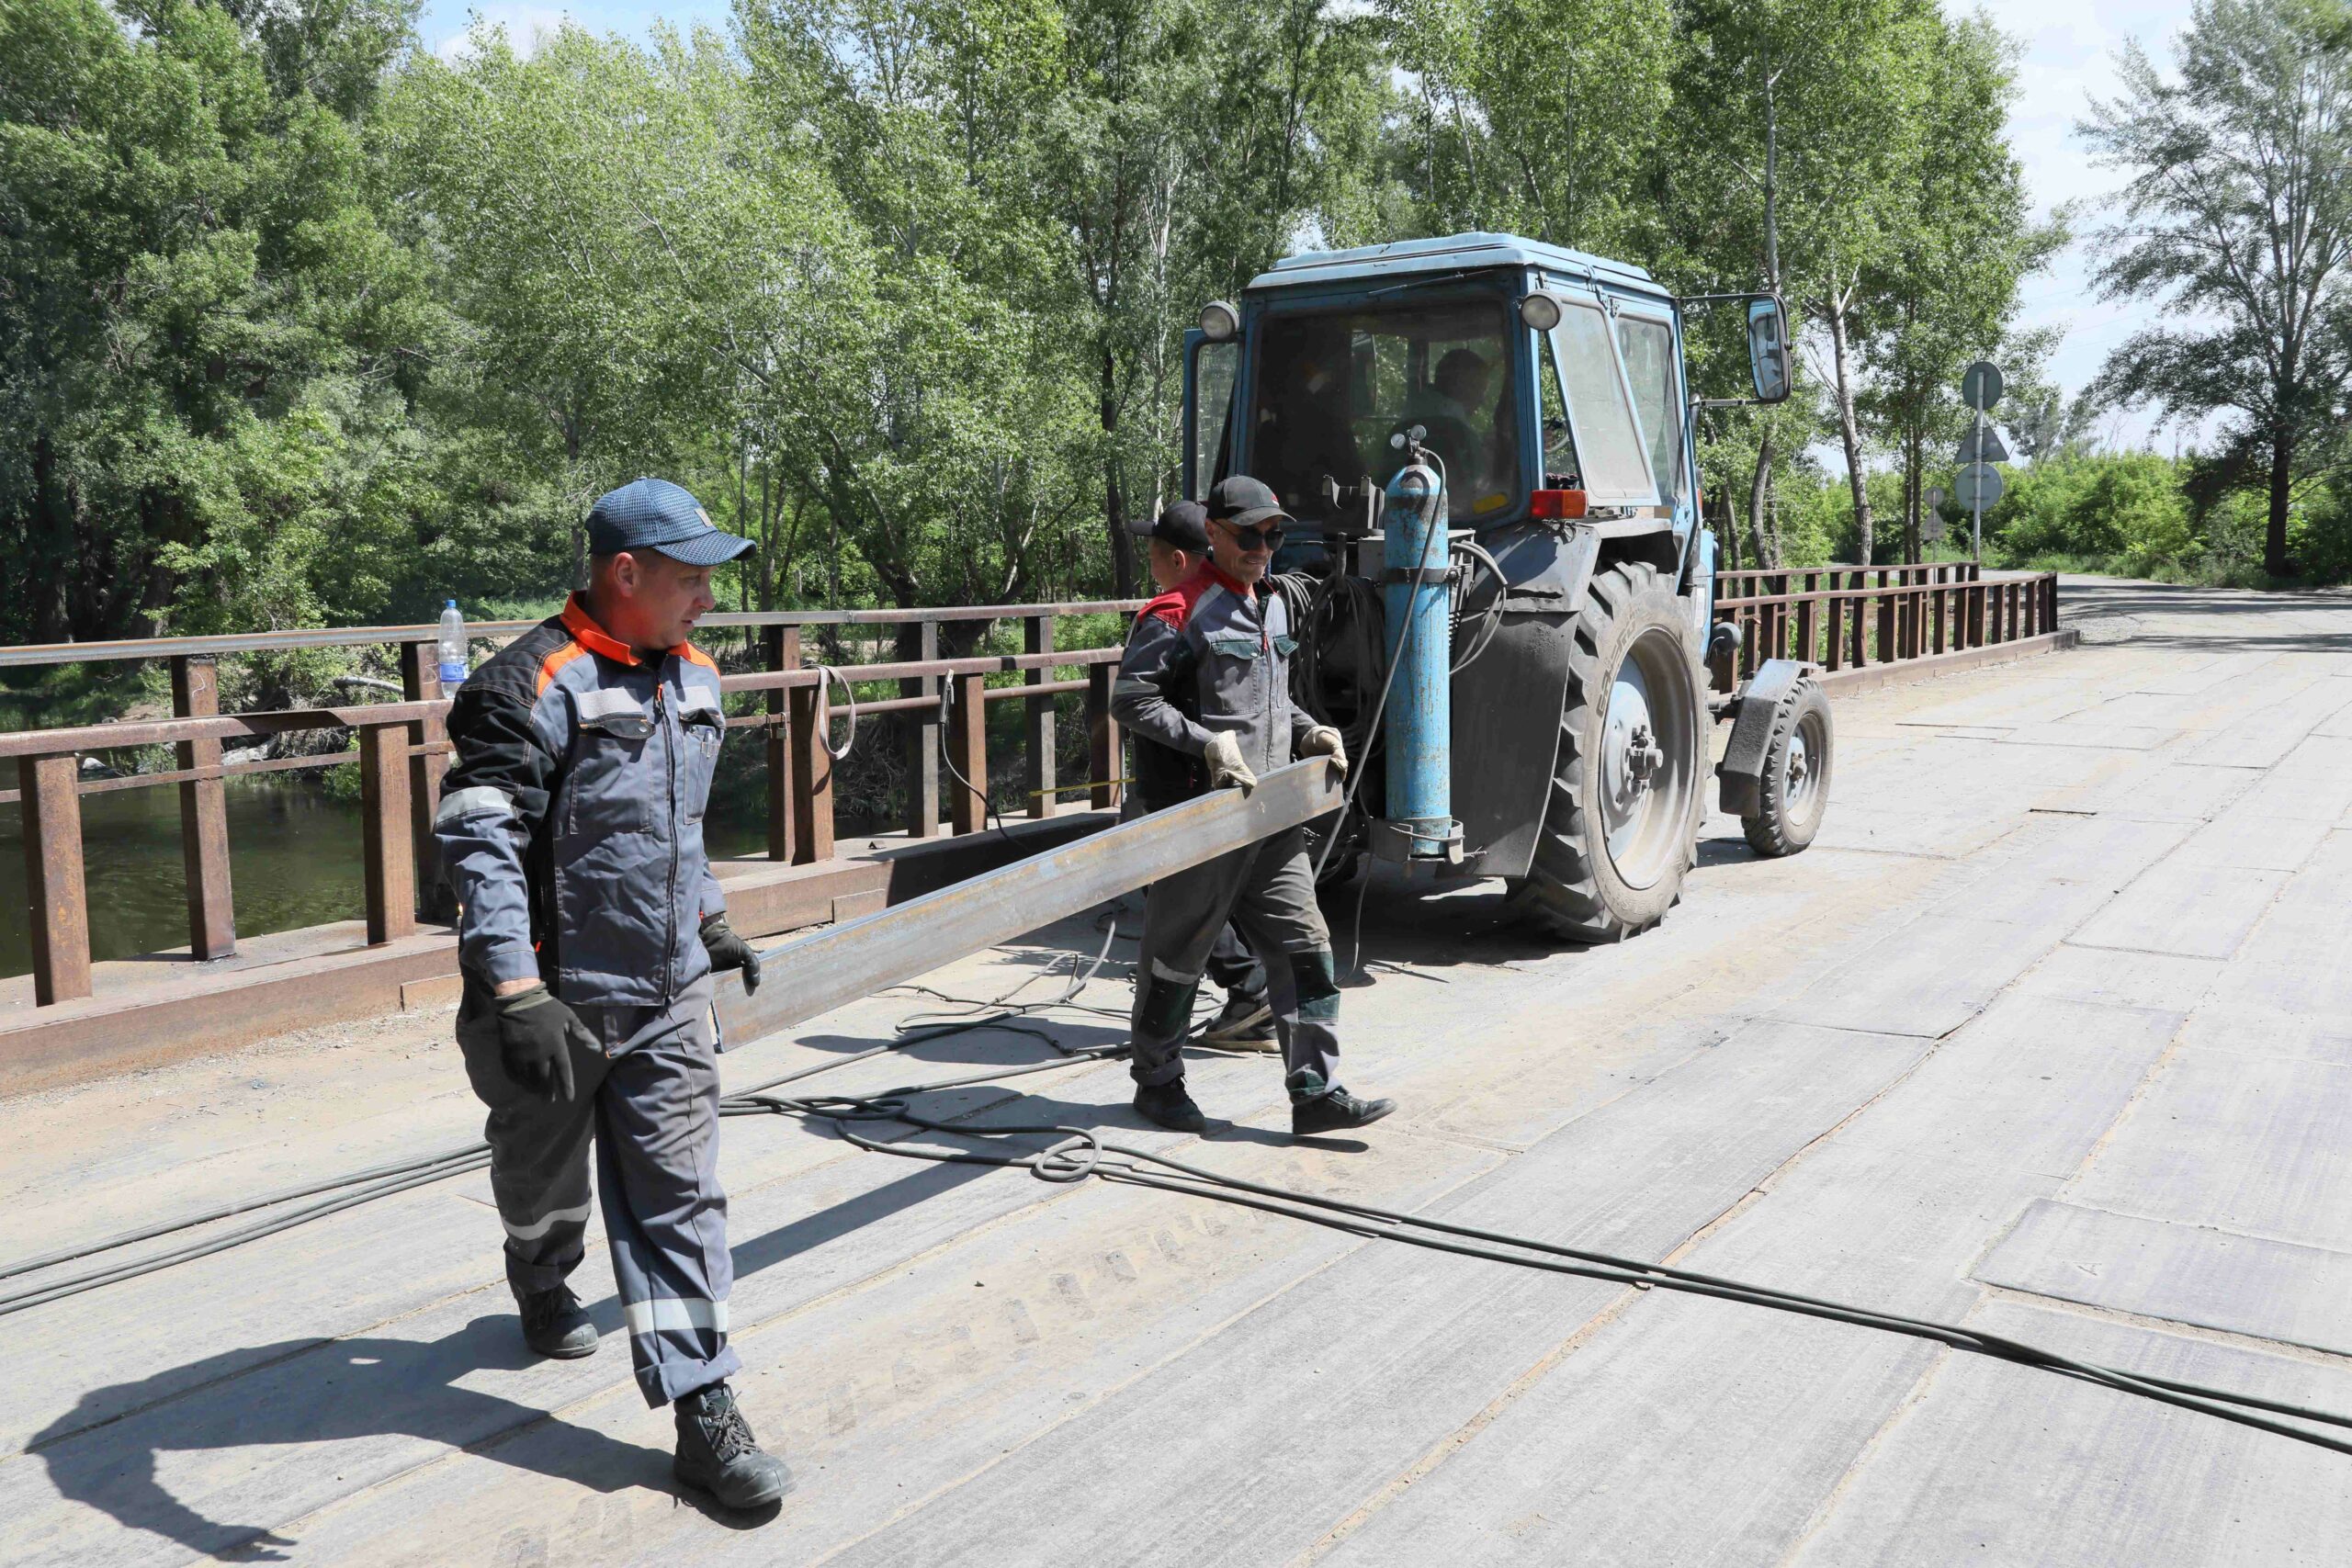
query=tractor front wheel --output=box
[1508,561,1705,942]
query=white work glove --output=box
[1298,725,1349,780]
[1203,730,1258,793]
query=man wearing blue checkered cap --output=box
[435,476,788,1512]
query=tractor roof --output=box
[1246,231,1662,298]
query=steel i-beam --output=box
[717,761,1345,1045]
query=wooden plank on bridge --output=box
[17,754,91,1006]
[357,723,415,945]
[171,656,237,960]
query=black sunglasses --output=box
[1213,518,1285,551]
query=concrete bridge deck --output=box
[4,575,2349,1566]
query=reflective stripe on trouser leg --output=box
[454,983,605,1299]
[1130,844,1259,1087]
[592,982,741,1407]
[1226,829,1342,1093]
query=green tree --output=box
[1381,0,1674,258]
[2084,0,2352,577]
[1668,0,1942,566]
[0,0,436,641]
[1860,13,2063,562]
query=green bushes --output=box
[1989,455,2191,575]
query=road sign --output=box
[1924,486,1947,513]
[1956,425,2008,464]
[1962,360,2004,412]
[1954,461,2005,510]
[1924,512,1947,542]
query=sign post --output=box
[1959,361,2004,562]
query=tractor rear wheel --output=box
[1508,561,1705,942]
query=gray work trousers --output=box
[457,975,740,1407]
[1129,825,1341,1092]
[1205,924,1265,1002]
[1126,793,1261,1002]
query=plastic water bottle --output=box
[437,600,469,691]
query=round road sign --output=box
[1962,361,2004,412]
[1924,486,1947,513]
[1954,461,2005,510]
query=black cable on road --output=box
[6,918,2351,1461]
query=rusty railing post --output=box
[1087,662,1121,809]
[1796,573,1818,666]
[20,752,92,1004]
[948,671,989,835]
[1875,570,1894,663]
[903,620,940,838]
[763,625,799,861]
[1824,586,1846,672]
[171,655,236,958]
[788,673,834,863]
[358,719,415,944]
[400,641,456,924]
[1025,614,1057,819]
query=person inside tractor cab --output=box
[1405,346,1496,496]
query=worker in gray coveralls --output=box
[434,477,787,1513]
[1112,475,1398,1137]
[1128,497,1277,1053]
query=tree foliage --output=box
[3,0,2087,654]
[2084,0,2352,576]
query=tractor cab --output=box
[1174,232,1815,943]
[1183,233,1702,553]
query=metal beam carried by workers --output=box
[717,760,1347,1045]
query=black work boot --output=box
[1133,1077,1208,1134]
[674,1381,791,1511]
[1200,993,1277,1051]
[516,1284,599,1359]
[1288,1069,1396,1136]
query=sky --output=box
[415,0,2209,452]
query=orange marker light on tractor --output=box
[1529,489,1589,520]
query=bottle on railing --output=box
[437,600,469,692]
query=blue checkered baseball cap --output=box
[585,477,754,566]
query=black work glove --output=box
[494,985,588,1102]
[700,913,763,996]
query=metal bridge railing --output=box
[1,602,1144,1009]
[1707,563,2062,691]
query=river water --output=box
[0,767,779,982]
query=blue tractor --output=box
[1182,231,1831,940]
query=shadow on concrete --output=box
[2062,581,2352,654]
[28,1315,669,1562]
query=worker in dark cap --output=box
[434,476,788,1514]
[1112,476,1396,1136]
[1126,501,1275,1052]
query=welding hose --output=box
[7,860,2352,1457]
[778,1099,2352,1459]
[9,1002,2352,1460]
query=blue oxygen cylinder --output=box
[1381,459,1455,859]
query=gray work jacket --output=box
[1113,564,1317,810]
[434,594,729,1010]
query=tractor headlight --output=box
[1199,299,1240,342]
[1519,289,1564,333]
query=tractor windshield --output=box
[1247,298,1520,529]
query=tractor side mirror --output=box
[1747,297,1792,403]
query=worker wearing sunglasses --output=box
[1112,476,1395,1139]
